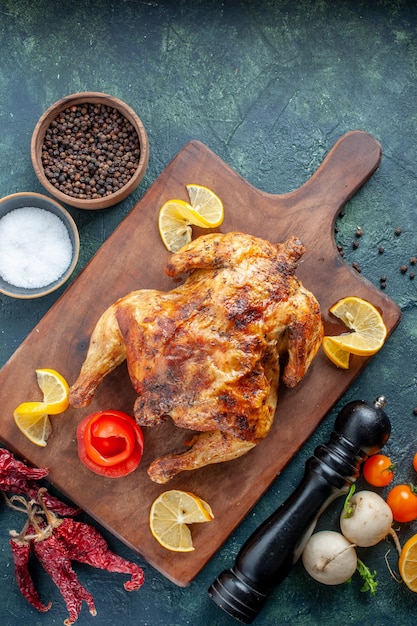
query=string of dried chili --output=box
[9,534,51,613]
[53,517,145,591]
[0,446,79,516]
[35,487,80,518]
[0,448,48,481]
[6,489,145,624]
[33,533,97,626]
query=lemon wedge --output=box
[13,405,52,447]
[35,368,70,414]
[323,296,387,357]
[13,368,69,447]
[399,533,417,593]
[158,199,199,252]
[149,490,214,552]
[322,336,350,369]
[158,185,224,253]
[185,184,224,227]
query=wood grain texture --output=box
[0,131,401,585]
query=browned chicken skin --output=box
[70,232,323,483]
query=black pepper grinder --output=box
[208,396,391,624]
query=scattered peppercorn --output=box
[41,103,141,200]
[401,265,408,274]
[410,257,417,265]
[352,262,361,273]
[410,272,415,280]
[355,226,363,237]
[378,246,385,254]
[395,227,402,236]
[352,240,359,249]
[413,407,417,416]
[337,244,344,257]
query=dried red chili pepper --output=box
[33,532,97,626]
[35,487,80,518]
[9,534,51,613]
[0,447,79,516]
[0,448,48,481]
[7,490,144,623]
[53,517,145,591]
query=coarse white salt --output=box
[0,206,73,289]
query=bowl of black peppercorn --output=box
[31,92,149,210]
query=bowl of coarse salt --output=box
[0,192,79,298]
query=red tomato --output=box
[386,484,417,523]
[77,410,144,478]
[413,452,417,473]
[362,454,395,487]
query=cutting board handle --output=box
[281,130,382,216]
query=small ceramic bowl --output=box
[0,192,80,298]
[31,92,149,210]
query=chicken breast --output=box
[70,232,323,483]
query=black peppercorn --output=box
[395,227,402,236]
[41,103,140,200]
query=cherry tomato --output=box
[386,484,417,523]
[413,452,417,473]
[362,454,395,487]
[77,410,144,478]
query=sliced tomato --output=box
[77,410,144,478]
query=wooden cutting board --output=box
[0,131,401,586]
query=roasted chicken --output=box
[70,231,323,483]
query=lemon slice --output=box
[149,490,214,552]
[399,533,417,592]
[13,404,52,447]
[35,368,69,414]
[13,368,69,446]
[324,296,387,356]
[158,186,224,253]
[186,184,224,227]
[322,336,350,369]
[158,199,210,253]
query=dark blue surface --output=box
[1,1,417,624]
